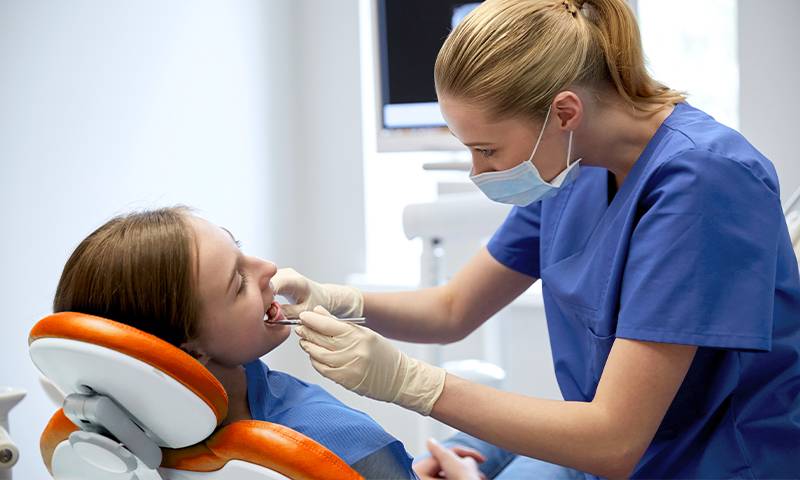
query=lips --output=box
[264,301,285,324]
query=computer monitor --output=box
[366,0,483,152]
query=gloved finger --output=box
[280,303,307,320]
[312,305,333,316]
[308,356,334,380]
[272,268,306,303]
[298,339,351,368]
[298,309,352,337]
[294,326,338,351]
[308,356,361,390]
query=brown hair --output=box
[53,207,200,346]
[434,0,685,120]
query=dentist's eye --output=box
[476,148,496,158]
[238,271,248,294]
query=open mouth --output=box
[264,301,285,324]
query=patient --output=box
[53,207,427,478]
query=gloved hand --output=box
[272,268,364,319]
[295,306,447,416]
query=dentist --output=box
[277,0,800,478]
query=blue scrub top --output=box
[487,102,800,478]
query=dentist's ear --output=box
[180,341,211,366]
[552,90,583,131]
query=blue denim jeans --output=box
[418,431,589,479]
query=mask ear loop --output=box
[527,105,552,163]
[566,130,573,168]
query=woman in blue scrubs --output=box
[278,0,800,477]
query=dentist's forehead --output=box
[440,94,533,145]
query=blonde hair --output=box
[434,0,685,120]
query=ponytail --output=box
[435,0,684,120]
[575,0,685,109]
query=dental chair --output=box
[29,312,362,480]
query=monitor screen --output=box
[378,0,482,130]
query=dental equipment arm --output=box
[0,387,25,480]
[0,428,19,479]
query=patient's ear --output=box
[180,340,211,366]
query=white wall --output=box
[288,1,367,283]
[738,0,800,202]
[0,1,295,477]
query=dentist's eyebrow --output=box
[462,138,496,147]
[448,129,494,147]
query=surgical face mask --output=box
[470,106,581,206]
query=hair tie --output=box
[562,0,579,18]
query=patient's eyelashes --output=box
[238,270,249,295]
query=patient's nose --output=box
[258,260,278,290]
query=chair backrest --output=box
[30,312,362,480]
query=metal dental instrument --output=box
[271,317,367,326]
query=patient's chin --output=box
[261,324,291,351]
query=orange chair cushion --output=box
[41,410,363,479]
[40,409,78,475]
[29,312,228,424]
[162,420,363,479]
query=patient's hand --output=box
[413,438,487,480]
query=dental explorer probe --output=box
[270,317,367,326]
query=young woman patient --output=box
[52,207,436,479]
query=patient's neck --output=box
[205,360,252,425]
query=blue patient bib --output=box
[244,360,415,469]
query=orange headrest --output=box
[30,312,227,447]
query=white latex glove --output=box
[272,268,364,319]
[295,306,447,416]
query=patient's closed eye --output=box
[238,271,249,294]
